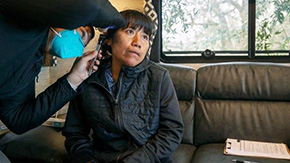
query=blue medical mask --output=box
[49,28,85,59]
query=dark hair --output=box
[107,10,155,39]
[102,10,155,55]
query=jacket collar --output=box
[87,56,153,84]
[121,56,153,78]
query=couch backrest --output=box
[194,62,290,147]
[160,64,196,145]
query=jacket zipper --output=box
[114,73,126,133]
[91,73,126,133]
[114,72,125,163]
[91,79,125,163]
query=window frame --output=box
[157,0,290,63]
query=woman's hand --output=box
[67,50,102,87]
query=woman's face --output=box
[108,26,150,67]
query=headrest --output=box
[160,64,196,101]
[197,62,290,101]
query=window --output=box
[161,0,290,63]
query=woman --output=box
[63,10,184,163]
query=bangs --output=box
[121,10,155,37]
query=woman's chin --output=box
[123,59,141,67]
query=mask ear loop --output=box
[50,27,62,38]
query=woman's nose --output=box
[132,35,141,48]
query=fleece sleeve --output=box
[0,75,78,134]
[123,71,184,163]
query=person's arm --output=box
[0,75,77,134]
[0,0,125,29]
[0,51,99,134]
[62,95,96,163]
[123,71,184,163]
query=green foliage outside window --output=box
[162,0,290,54]
[256,0,290,51]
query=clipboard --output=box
[224,138,290,160]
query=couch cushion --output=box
[192,143,290,163]
[160,64,196,144]
[0,126,68,163]
[173,144,196,163]
[195,63,290,146]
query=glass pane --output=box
[162,0,248,53]
[256,0,290,51]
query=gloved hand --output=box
[66,50,102,87]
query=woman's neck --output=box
[111,57,121,83]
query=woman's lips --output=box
[128,50,139,56]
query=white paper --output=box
[224,138,290,160]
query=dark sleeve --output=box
[0,75,78,134]
[123,71,184,163]
[62,95,96,163]
[0,0,125,29]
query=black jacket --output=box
[63,57,184,163]
[0,0,125,134]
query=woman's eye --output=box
[142,35,149,41]
[126,29,134,35]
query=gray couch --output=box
[168,62,290,163]
[0,62,290,163]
